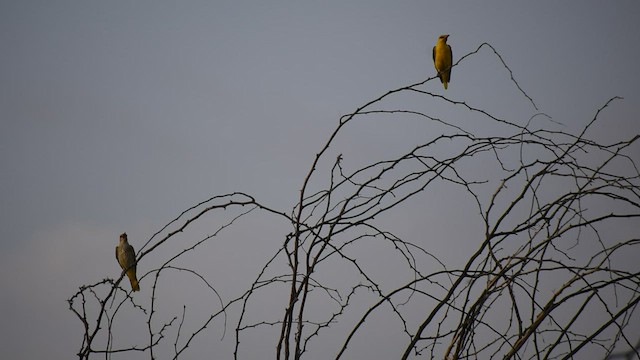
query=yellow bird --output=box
[116,233,140,291]
[433,34,453,89]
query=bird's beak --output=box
[444,35,450,39]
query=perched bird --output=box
[432,34,453,89]
[116,233,140,291]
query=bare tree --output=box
[69,43,640,360]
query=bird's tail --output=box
[126,269,140,291]
[443,82,448,90]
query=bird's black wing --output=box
[447,45,453,81]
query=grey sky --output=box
[1,1,639,359]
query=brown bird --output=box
[115,233,140,291]
[432,34,453,89]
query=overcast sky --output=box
[1,1,639,359]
